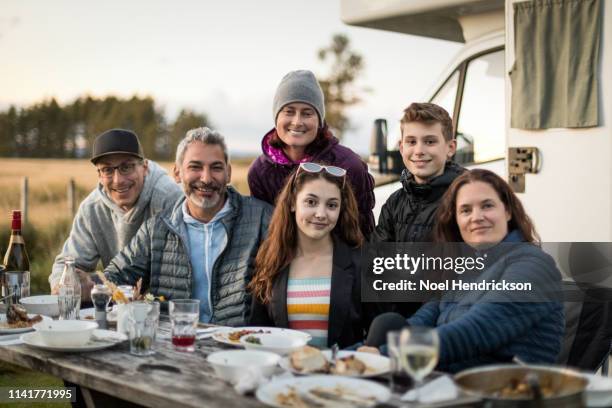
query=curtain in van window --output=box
[510,0,601,129]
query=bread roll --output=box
[290,346,329,373]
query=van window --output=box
[456,49,505,164]
[431,71,459,118]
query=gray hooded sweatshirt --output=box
[49,160,183,288]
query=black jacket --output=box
[372,162,465,243]
[249,238,373,348]
[370,162,464,318]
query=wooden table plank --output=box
[0,322,264,408]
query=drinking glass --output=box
[127,301,160,356]
[399,327,439,401]
[169,299,199,352]
[387,331,413,393]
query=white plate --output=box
[21,329,127,352]
[279,350,390,378]
[0,314,52,334]
[583,373,612,407]
[256,375,391,408]
[212,326,311,347]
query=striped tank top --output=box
[286,277,331,349]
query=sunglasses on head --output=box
[295,162,347,188]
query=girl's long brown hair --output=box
[433,169,540,243]
[249,165,363,303]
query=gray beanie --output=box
[273,70,325,126]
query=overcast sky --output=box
[0,0,461,155]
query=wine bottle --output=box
[2,210,30,304]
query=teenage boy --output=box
[372,102,464,243]
[370,102,464,319]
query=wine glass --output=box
[399,326,439,401]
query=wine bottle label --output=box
[10,235,25,245]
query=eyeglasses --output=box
[97,162,140,178]
[295,162,347,188]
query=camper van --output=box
[341,0,612,243]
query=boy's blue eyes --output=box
[405,140,437,145]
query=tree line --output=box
[0,95,210,161]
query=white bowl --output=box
[207,350,280,382]
[33,320,98,347]
[19,295,60,317]
[239,332,308,356]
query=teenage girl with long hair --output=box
[249,162,368,348]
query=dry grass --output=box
[0,158,253,228]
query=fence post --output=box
[67,178,76,216]
[20,177,28,225]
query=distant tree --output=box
[0,95,211,160]
[168,109,211,160]
[0,106,18,156]
[317,33,366,138]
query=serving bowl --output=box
[454,364,588,408]
[19,295,60,317]
[239,332,308,355]
[33,320,98,347]
[207,350,280,382]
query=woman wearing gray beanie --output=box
[248,70,375,237]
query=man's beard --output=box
[185,180,226,209]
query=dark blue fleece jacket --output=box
[408,231,565,373]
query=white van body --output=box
[342,0,612,242]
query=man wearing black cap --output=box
[49,129,183,296]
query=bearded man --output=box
[104,127,272,325]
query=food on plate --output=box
[2,304,43,328]
[227,329,270,342]
[309,385,376,406]
[329,355,366,376]
[275,387,307,408]
[289,346,369,375]
[244,335,262,345]
[275,385,376,407]
[290,346,330,373]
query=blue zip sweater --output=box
[407,231,565,373]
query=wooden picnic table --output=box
[0,319,265,408]
[0,318,482,408]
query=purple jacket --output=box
[248,128,375,237]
